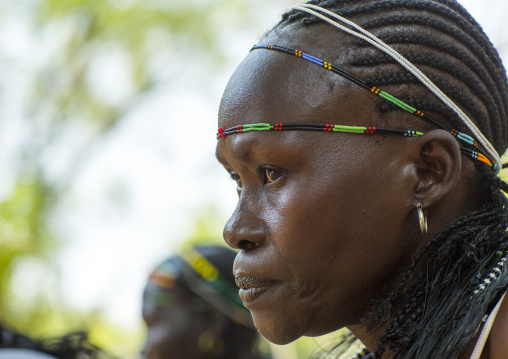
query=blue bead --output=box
[457,132,475,146]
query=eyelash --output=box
[261,166,283,184]
[229,166,284,189]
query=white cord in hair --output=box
[292,4,501,171]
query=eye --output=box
[261,166,284,184]
[230,172,243,190]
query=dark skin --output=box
[216,23,508,358]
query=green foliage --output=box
[0,0,265,351]
[181,205,226,248]
[0,0,305,357]
[0,179,56,323]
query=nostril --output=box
[223,202,265,250]
[238,239,258,250]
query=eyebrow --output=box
[215,133,261,166]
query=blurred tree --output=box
[0,0,291,337]
[181,205,225,247]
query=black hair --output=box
[0,324,112,359]
[271,1,508,358]
[277,0,508,150]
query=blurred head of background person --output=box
[141,245,267,359]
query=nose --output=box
[223,196,266,250]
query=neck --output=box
[348,322,392,358]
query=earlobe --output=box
[412,129,462,206]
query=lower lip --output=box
[239,283,274,305]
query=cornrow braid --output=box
[356,13,507,99]
[302,0,506,75]
[276,0,508,153]
[354,32,505,144]
[364,67,493,138]
[271,1,508,358]
[357,14,508,101]
[378,97,462,127]
[355,48,503,133]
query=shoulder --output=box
[486,293,508,358]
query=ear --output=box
[410,129,462,206]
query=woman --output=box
[141,245,267,359]
[215,0,508,358]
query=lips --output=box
[235,276,276,304]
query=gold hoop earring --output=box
[417,203,427,235]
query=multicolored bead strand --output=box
[473,254,507,296]
[217,122,492,166]
[291,3,501,172]
[218,123,423,138]
[244,44,495,170]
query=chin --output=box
[253,313,305,345]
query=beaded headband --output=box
[149,247,254,329]
[293,4,501,172]
[217,44,493,168]
[217,5,501,172]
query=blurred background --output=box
[0,0,506,358]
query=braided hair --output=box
[270,1,508,358]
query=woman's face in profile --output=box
[141,283,215,359]
[216,28,418,345]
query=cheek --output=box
[265,154,411,299]
[288,147,406,240]
[264,169,384,260]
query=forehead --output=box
[218,26,381,133]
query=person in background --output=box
[141,245,268,359]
